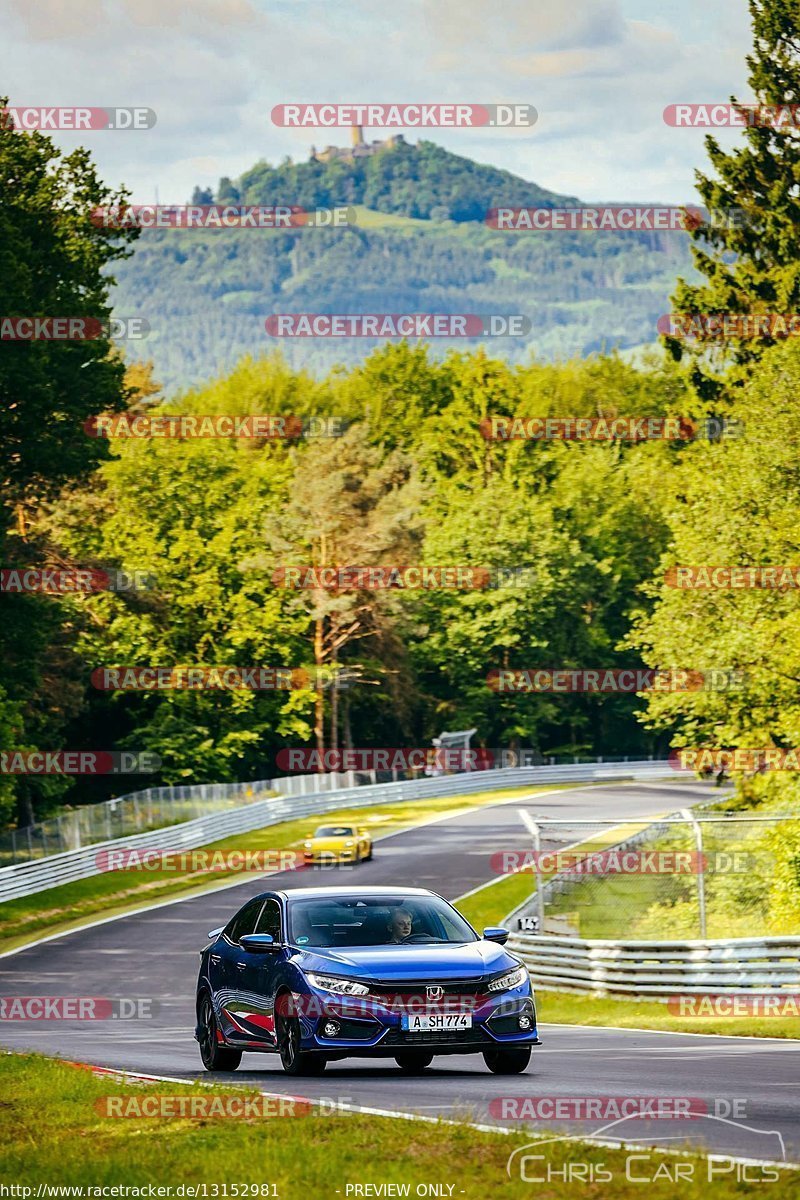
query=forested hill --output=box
[197,138,579,222]
[111,139,695,393]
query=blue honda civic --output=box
[195,885,540,1076]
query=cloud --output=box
[420,0,624,54]
[0,0,753,204]
[5,0,104,42]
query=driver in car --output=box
[387,907,413,943]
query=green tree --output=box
[666,0,800,402]
[630,340,800,781]
[0,99,137,826]
[258,422,425,756]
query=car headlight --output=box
[303,841,312,849]
[307,973,369,996]
[487,965,528,993]
[344,840,353,846]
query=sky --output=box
[1,0,754,205]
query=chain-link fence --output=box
[0,781,268,867]
[507,811,800,941]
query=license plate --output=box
[401,1013,472,1032]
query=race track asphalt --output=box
[2,780,797,1166]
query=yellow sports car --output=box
[302,823,373,865]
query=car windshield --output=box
[313,826,353,837]
[287,895,477,948]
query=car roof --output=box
[258,886,439,902]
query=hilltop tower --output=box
[312,127,405,163]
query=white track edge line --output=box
[37,1058,800,1172]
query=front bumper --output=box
[303,848,359,864]
[296,988,540,1055]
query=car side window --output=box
[224,899,264,945]
[254,898,281,941]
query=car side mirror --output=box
[240,933,281,953]
[483,927,510,945]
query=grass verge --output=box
[536,990,800,1039]
[455,822,800,1040]
[1,1054,796,1195]
[456,818,663,932]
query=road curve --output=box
[1,780,797,1165]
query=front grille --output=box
[368,979,486,998]
[382,1027,489,1046]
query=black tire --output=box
[483,1045,531,1075]
[277,1011,327,1076]
[394,1052,434,1074]
[198,994,242,1072]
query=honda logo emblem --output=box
[426,986,444,1000]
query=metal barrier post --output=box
[681,807,707,938]
[518,809,545,932]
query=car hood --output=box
[291,940,517,982]
[306,837,351,850]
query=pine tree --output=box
[667,0,800,402]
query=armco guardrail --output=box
[507,932,800,995]
[0,760,669,903]
[0,770,367,864]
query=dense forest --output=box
[2,343,693,826]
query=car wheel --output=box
[482,1046,531,1075]
[198,994,242,1072]
[394,1052,433,1073]
[365,845,373,860]
[277,1011,326,1076]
